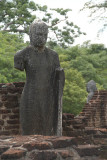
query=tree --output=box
[55,43,107,89]
[0,31,26,83]
[82,0,107,32]
[55,47,87,115]
[63,69,87,115]
[0,0,85,47]
[0,0,36,33]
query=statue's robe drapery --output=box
[14,46,61,135]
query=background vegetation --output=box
[0,32,106,115]
[0,0,107,115]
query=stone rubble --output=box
[0,132,107,160]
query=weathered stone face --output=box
[29,20,48,47]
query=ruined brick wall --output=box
[80,90,107,128]
[0,82,107,135]
[0,82,24,135]
[63,91,107,136]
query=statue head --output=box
[29,19,48,47]
[86,80,97,93]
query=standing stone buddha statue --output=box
[14,19,65,136]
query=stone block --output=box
[23,141,53,151]
[0,101,3,107]
[7,94,18,101]
[0,109,11,114]
[50,137,77,148]
[5,125,19,130]
[4,101,18,109]
[7,120,19,125]
[0,146,9,155]
[12,108,19,114]
[9,115,19,119]
[0,131,10,135]
[74,145,101,157]
[57,150,74,158]
[10,130,19,135]
[1,149,26,159]
[0,120,4,126]
[29,151,57,160]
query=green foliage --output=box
[0,32,26,83]
[55,47,87,115]
[0,0,85,47]
[54,43,107,114]
[0,32,107,115]
[63,69,87,115]
[55,43,107,90]
[0,0,37,33]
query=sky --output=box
[29,0,107,46]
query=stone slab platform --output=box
[0,135,106,160]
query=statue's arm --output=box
[54,52,65,90]
[53,53,65,136]
[14,50,25,71]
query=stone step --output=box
[73,124,85,129]
[0,146,9,155]
[94,134,107,138]
[74,144,101,157]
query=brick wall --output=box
[0,82,24,135]
[0,82,107,135]
[63,90,107,136]
[78,90,107,128]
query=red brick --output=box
[2,115,8,119]
[74,145,101,157]
[4,101,18,108]
[1,149,26,159]
[9,87,23,95]
[0,101,3,107]
[7,120,19,125]
[5,125,19,130]
[66,120,75,125]
[0,89,8,94]
[0,120,4,125]
[0,109,11,114]
[63,131,81,137]
[64,126,73,131]
[50,137,77,149]
[23,141,52,151]
[0,131,10,135]
[62,120,66,127]
[7,88,16,94]
[63,113,74,119]
[57,150,74,158]
[1,95,7,101]
[12,108,19,114]
[10,87,23,94]
[62,131,67,136]
[13,82,25,87]
[10,130,20,135]
[7,94,18,101]
[29,151,57,160]
[9,114,19,119]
